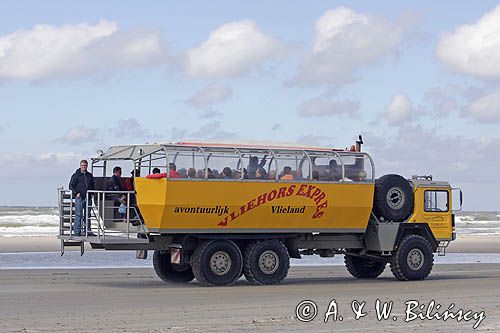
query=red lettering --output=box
[297,184,307,196]
[305,185,315,198]
[312,211,324,219]
[229,210,240,221]
[218,216,228,226]
[310,188,322,200]
[277,186,287,199]
[267,189,277,201]
[286,185,296,196]
[247,198,256,211]
[256,193,267,206]
[316,200,327,210]
[239,204,247,215]
[314,192,326,205]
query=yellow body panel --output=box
[409,187,454,240]
[134,178,374,232]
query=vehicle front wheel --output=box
[191,240,243,287]
[344,254,386,279]
[390,235,434,281]
[153,250,195,283]
[243,240,290,285]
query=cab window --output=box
[424,190,449,212]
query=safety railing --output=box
[58,188,75,237]
[57,188,148,243]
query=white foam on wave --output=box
[1,208,500,236]
[0,213,59,236]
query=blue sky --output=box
[0,1,499,210]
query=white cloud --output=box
[423,84,461,117]
[186,83,232,109]
[384,94,417,125]
[112,118,150,138]
[189,121,236,140]
[0,152,87,205]
[0,152,83,184]
[463,90,500,122]
[0,20,167,81]
[436,5,500,79]
[56,126,100,145]
[185,20,286,78]
[367,126,500,190]
[292,7,405,86]
[298,96,360,117]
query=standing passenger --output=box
[107,166,126,220]
[69,160,95,236]
[248,156,267,178]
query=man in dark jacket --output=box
[107,166,126,220]
[69,159,95,236]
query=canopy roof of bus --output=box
[94,141,350,161]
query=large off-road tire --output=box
[191,240,243,287]
[373,174,414,221]
[243,240,290,285]
[390,235,434,281]
[344,255,386,279]
[153,250,195,283]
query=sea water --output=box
[0,207,499,269]
[1,207,499,237]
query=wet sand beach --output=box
[0,235,499,332]
[1,234,500,253]
[0,264,499,332]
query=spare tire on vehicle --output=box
[373,174,413,221]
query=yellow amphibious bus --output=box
[58,137,460,286]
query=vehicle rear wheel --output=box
[243,240,290,285]
[373,174,414,221]
[390,235,434,281]
[153,250,195,283]
[344,255,386,279]
[191,240,243,287]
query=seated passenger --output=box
[188,168,196,178]
[312,170,320,181]
[168,163,181,178]
[196,169,204,178]
[295,169,306,181]
[280,166,294,180]
[178,168,187,178]
[255,167,267,180]
[207,168,215,179]
[328,160,342,181]
[146,169,166,179]
[212,169,220,178]
[269,170,276,180]
[222,167,232,179]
